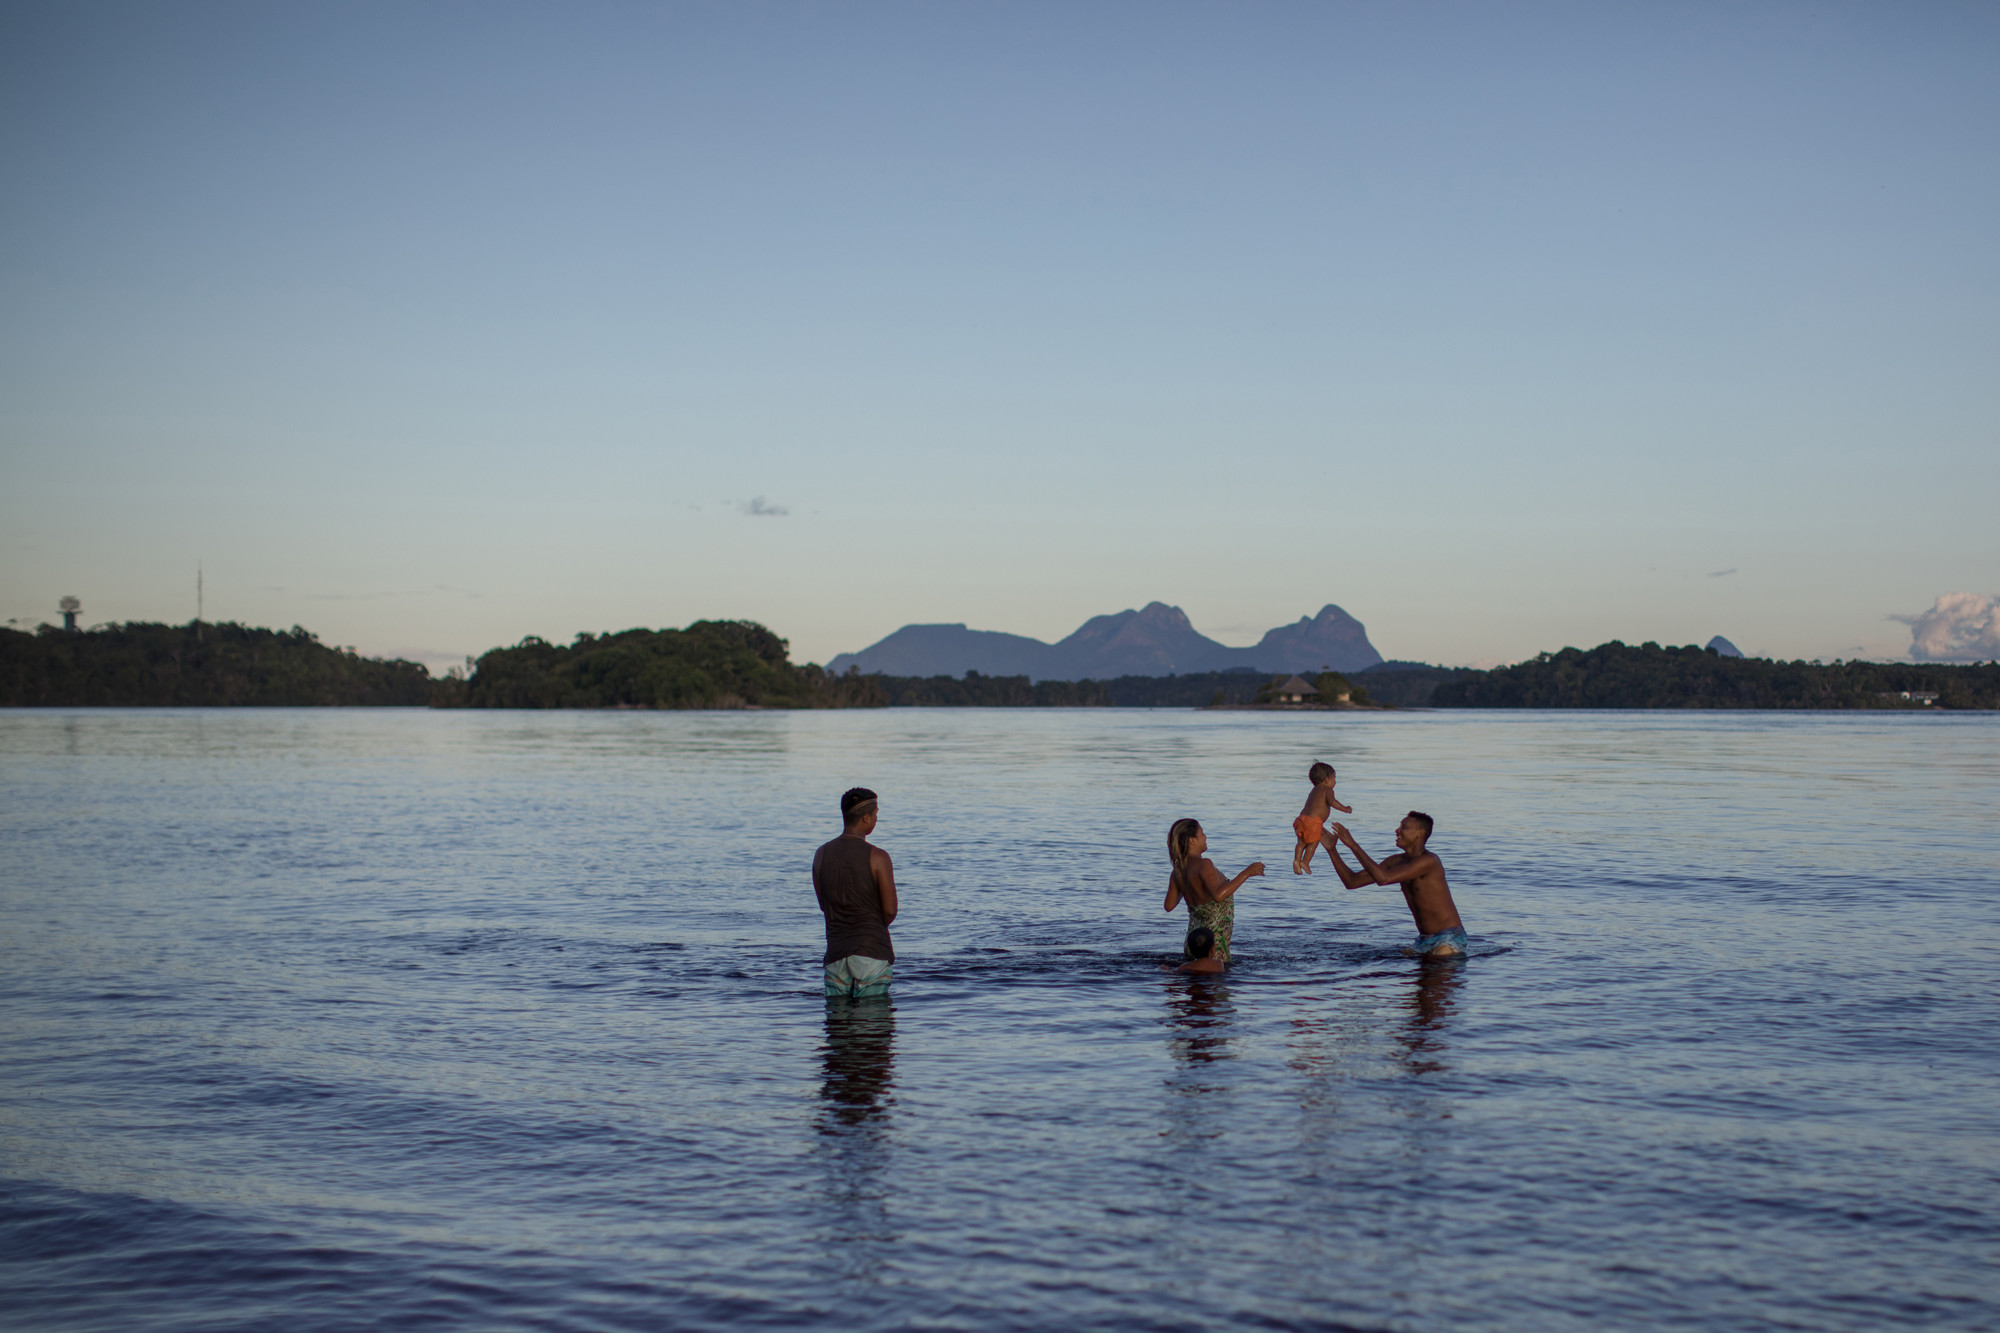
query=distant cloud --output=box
[739,496,789,517]
[1708,567,1736,578]
[1894,592,2000,661]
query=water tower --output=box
[59,595,81,631]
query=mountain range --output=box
[825,603,1385,681]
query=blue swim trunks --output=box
[824,954,893,998]
[1413,927,1468,957]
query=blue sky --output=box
[3,1,1995,670]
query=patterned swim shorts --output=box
[1413,927,1468,957]
[824,954,893,998]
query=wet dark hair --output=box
[1406,810,1434,839]
[1308,761,1334,784]
[1167,818,1202,871]
[841,787,879,823]
[1185,926,1215,960]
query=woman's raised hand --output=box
[1214,859,1267,902]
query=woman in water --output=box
[1164,818,1266,967]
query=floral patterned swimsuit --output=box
[1178,865,1235,965]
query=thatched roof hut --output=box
[1275,674,1319,703]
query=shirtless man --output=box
[1320,811,1467,958]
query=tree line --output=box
[5,620,1994,709]
[0,621,431,706]
[1430,640,2000,709]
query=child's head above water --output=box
[1185,926,1215,959]
[1308,761,1335,786]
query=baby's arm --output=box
[1330,791,1353,814]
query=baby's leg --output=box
[1294,836,1314,874]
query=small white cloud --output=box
[1894,592,2000,661]
[739,496,789,517]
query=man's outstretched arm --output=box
[1332,824,1433,885]
[1316,832,1373,890]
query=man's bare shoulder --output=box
[1384,848,1444,879]
[869,842,893,867]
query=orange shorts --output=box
[1293,815,1325,843]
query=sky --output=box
[3,0,1996,671]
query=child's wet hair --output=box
[1308,761,1334,784]
[1185,926,1215,959]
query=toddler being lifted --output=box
[1292,761,1352,875]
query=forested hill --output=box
[459,621,882,708]
[1432,641,1999,709]
[0,622,431,706]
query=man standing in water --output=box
[813,787,898,998]
[1321,812,1467,958]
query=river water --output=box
[2,707,1996,1331]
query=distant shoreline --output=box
[5,620,1994,710]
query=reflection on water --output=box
[1163,977,1236,1066]
[819,997,897,1130]
[1269,959,1468,1317]
[814,998,898,1277]
[1283,959,1467,1082]
[1160,977,1239,1176]
[1398,958,1465,1076]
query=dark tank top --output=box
[813,835,893,964]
